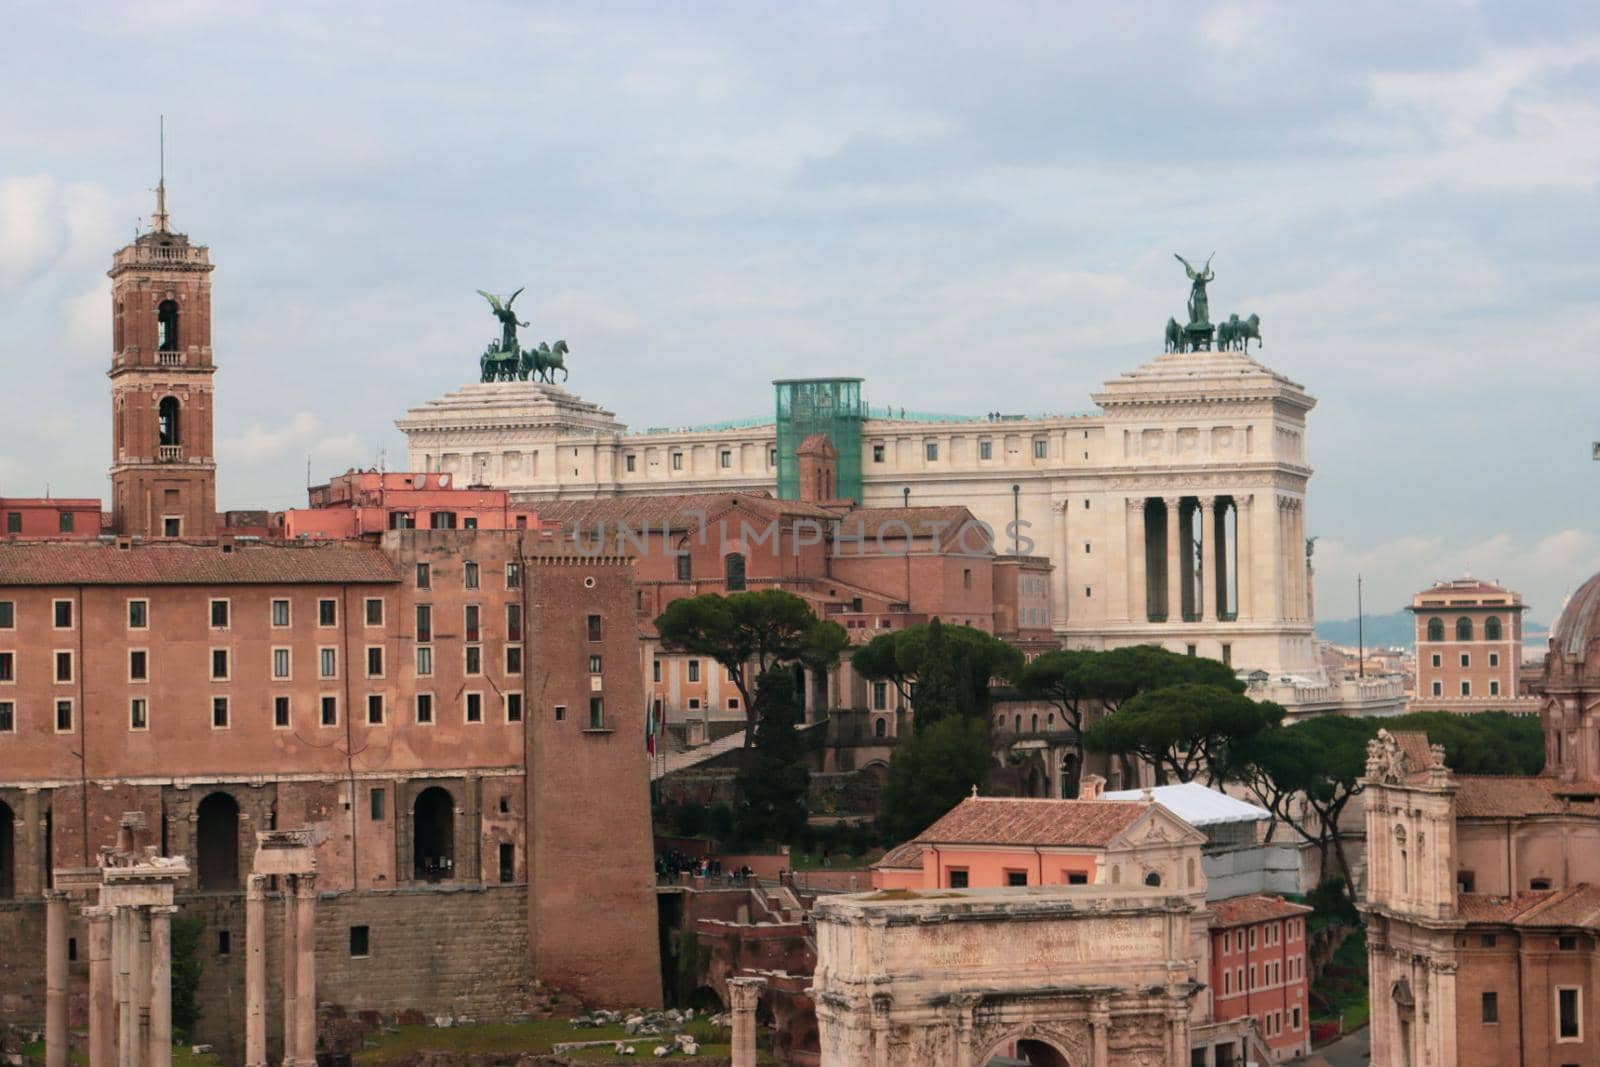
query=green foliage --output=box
[880,714,992,841]
[735,670,811,845]
[1381,710,1544,775]
[1305,877,1359,931]
[1082,683,1283,783]
[707,802,736,841]
[852,619,1023,726]
[655,590,847,741]
[171,913,205,1042]
[671,802,708,838]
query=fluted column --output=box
[87,905,115,1067]
[293,873,318,1064]
[281,880,300,1066]
[1049,500,1069,625]
[1126,498,1146,623]
[1236,494,1253,621]
[116,905,135,1067]
[245,876,267,1067]
[1199,495,1217,622]
[728,976,765,1067]
[1163,496,1182,623]
[148,905,175,1067]
[45,891,68,1067]
[132,907,150,1067]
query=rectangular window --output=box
[1221,643,1232,667]
[208,599,227,629]
[1067,872,1088,885]
[1559,934,1579,951]
[1482,991,1498,1022]
[416,563,431,589]
[465,604,480,641]
[217,930,230,955]
[211,648,229,680]
[979,440,992,460]
[416,604,432,642]
[948,869,969,888]
[3,513,16,533]
[130,698,148,731]
[130,649,148,681]
[554,704,566,722]
[272,647,290,679]
[0,702,14,732]
[688,660,701,683]
[506,646,522,674]
[274,696,290,728]
[872,443,884,462]
[925,441,939,461]
[366,646,383,677]
[505,562,521,588]
[1461,680,1471,696]
[415,646,433,676]
[319,647,337,678]
[349,925,370,958]
[1433,680,1443,696]
[1006,871,1028,886]
[506,692,523,722]
[271,598,290,627]
[1291,1006,1301,1030]
[465,646,482,675]
[720,449,732,468]
[671,451,683,471]
[366,693,384,724]
[55,651,72,682]
[1558,986,1581,1040]
[318,599,337,626]
[587,614,602,641]
[1033,438,1047,459]
[320,696,338,726]
[54,599,73,629]
[499,842,515,883]
[128,599,149,628]
[163,517,180,537]
[625,454,637,472]
[0,602,12,628]
[506,602,522,641]
[466,692,483,723]
[1490,680,1501,696]
[589,697,605,729]
[653,659,662,683]
[415,693,433,723]
[768,447,777,467]
[676,553,692,581]
[211,697,228,729]
[0,651,12,683]
[370,788,386,820]
[588,654,603,674]
[872,682,887,710]
[1461,653,1471,668]
[464,562,479,589]
[365,598,384,626]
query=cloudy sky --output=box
[4,1,1599,623]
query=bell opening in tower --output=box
[157,299,179,351]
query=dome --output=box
[1547,571,1600,689]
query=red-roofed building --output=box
[1409,577,1532,711]
[1208,894,1313,1061]
[0,498,105,540]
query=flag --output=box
[646,697,657,756]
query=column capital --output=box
[82,904,116,921]
[1162,495,1181,507]
[1126,496,1148,512]
[292,872,318,897]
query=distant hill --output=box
[1317,610,1550,650]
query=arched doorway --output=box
[0,800,15,899]
[688,985,725,1014]
[983,1035,1073,1066]
[1059,753,1080,798]
[196,792,240,891]
[413,787,455,881]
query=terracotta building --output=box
[1207,894,1312,1062]
[1408,577,1528,711]
[0,186,660,1061]
[1363,568,1600,1067]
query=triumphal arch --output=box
[809,886,1198,1066]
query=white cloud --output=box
[217,412,320,464]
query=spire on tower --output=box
[151,115,171,234]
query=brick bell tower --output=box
[108,167,217,539]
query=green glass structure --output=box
[774,378,865,503]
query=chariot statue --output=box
[475,287,574,384]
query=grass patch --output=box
[354,1017,752,1064]
[17,1042,221,1066]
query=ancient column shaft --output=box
[245,877,267,1067]
[1163,496,1182,621]
[88,906,116,1067]
[45,891,68,1067]
[293,874,318,1063]
[147,906,175,1067]
[728,977,765,1067]
[281,883,300,1066]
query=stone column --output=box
[951,992,980,1067]
[281,880,300,1066]
[148,905,175,1067]
[87,905,115,1067]
[1126,498,1146,623]
[115,905,135,1067]
[1089,997,1110,1067]
[1050,500,1070,623]
[1236,494,1253,621]
[728,976,766,1067]
[133,907,150,1067]
[45,890,68,1067]
[1163,496,1182,623]
[293,873,318,1064]
[245,876,267,1067]
[1199,495,1217,623]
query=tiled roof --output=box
[1209,894,1312,928]
[533,492,839,534]
[1454,776,1600,819]
[838,506,982,544]
[872,842,925,870]
[913,796,1149,848]
[0,541,399,586]
[1459,886,1600,928]
[1390,730,1435,781]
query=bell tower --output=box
[108,162,217,539]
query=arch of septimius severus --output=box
[399,346,1402,719]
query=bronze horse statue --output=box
[1217,313,1262,351]
[1164,317,1184,353]
[523,340,570,383]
